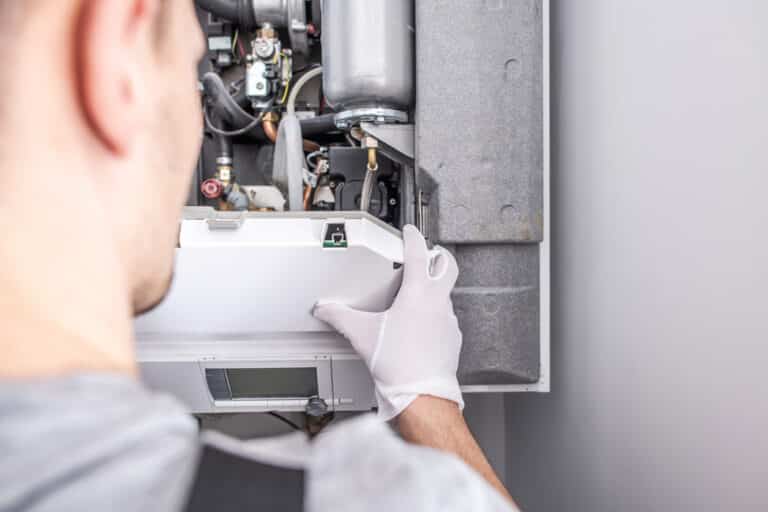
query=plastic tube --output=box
[287,67,323,115]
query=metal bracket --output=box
[360,123,414,163]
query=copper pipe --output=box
[262,119,278,143]
[263,118,320,153]
[303,185,313,211]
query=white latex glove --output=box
[313,225,464,420]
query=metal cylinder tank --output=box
[321,0,414,116]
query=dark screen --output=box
[225,368,318,399]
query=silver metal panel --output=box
[137,340,374,413]
[321,0,414,111]
[141,361,213,411]
[200,358,333,413]
[331,357,377,411]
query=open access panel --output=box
[135,0,550,413]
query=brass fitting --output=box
[367,148,378,170]
[362,136,379,170]
[256,24,277,40]
[262,111,280,124]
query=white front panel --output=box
[135,213,403,337]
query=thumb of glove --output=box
[313,303,385,366]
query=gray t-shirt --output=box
[0,375,513,512]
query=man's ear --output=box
[76,0,160,156]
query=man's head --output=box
[0,0,205,315]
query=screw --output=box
[256,82,265,90]
[389,198,397,206]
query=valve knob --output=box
[201,178,224,199]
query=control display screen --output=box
[225,368,319,399]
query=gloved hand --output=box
[313,225,464,421]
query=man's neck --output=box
[0,166,137,379]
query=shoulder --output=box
[0,374,199,512]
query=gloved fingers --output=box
[429,245,459,291]
[402,225,430,284]
[313,302,383,364]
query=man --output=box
[0,1,519,510]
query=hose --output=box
[287,67,323,115]
[204,72,335,143]
[216,131,233,159]
[201,72,268,141]
[204,102,271,137]
[195,0,256,29]
[300,113,337,136]
[360,166,378,213]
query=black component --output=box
[323,223,348,249]
[195,0,257,29]
[327,147,400,226]
[305,397,335,438]
[204,11,232,37]
[305,396,329,417]
[205,369,230,400]
[226,367,319,399]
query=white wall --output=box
[505,1,768,510]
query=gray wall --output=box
[504,1,768,510]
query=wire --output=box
[231,29,239,55]
[203,99,274,137]
[279,81,291,105]
[278,52,292,105]
[306,149,326,169]
[345,133,360,147]
[268,411,302,431]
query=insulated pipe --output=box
[299,114,337,136]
